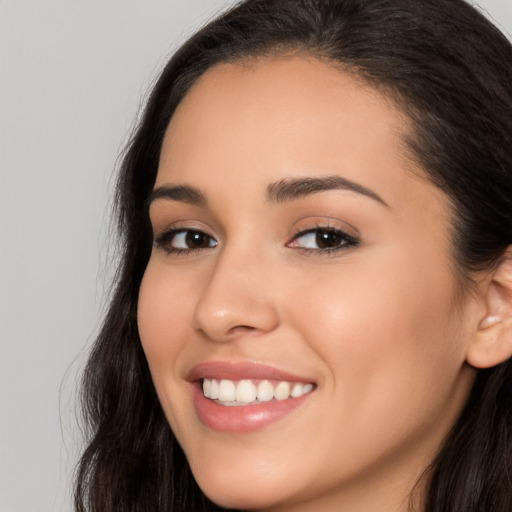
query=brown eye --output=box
[288,227,359,253]
[154,229,217,253]
[184,230,213,249]
[315,229,345,249]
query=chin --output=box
[189,454,304,511]
[196,474,277,510]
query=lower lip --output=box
[191,384,312,433]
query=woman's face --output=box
[138,57,478,511]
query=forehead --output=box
[157,56,441,216]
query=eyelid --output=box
[151,218,359,256]
[152,219,215,238]
[153,222,218,255]
[286,220,360,253]
[288,216,359,239]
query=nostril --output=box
[227,325,257,334]
[197,324,259,342]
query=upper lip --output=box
[187,361,315,383]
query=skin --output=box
[137,57,483,511]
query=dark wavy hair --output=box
[74,0,512,510]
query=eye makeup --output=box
[153,221,360,257]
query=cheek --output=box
[138,258,195,348]
[139,267,176,357]
[137,260,194,403]
[283,248,467,430]
[137,259,211,445]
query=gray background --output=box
[0,1,510,511]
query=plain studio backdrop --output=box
[0,1,510,511]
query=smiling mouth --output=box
[189,362,317,431]
[202,378,315,406]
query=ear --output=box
[466,247,512,369]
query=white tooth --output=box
[290,383,305,398]
[203,378,212,398]
[218,379,236,401]
[257,380,274,402]
[274,381,291,401]
[303,383,314,394]
[235,380,257,403]
[210,379,220,399]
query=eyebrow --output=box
[149,175,389,208]
[148,184,207,207]
[267,175,389,207]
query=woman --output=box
[75,0,512,511]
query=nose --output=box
[192,247,279,342]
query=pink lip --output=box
[187,361,316,433]
[187,361,313,383]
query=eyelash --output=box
[154,229,217,255]
[153,225,359,256]
[289,224,359,254]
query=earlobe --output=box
[466,247,512,369]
